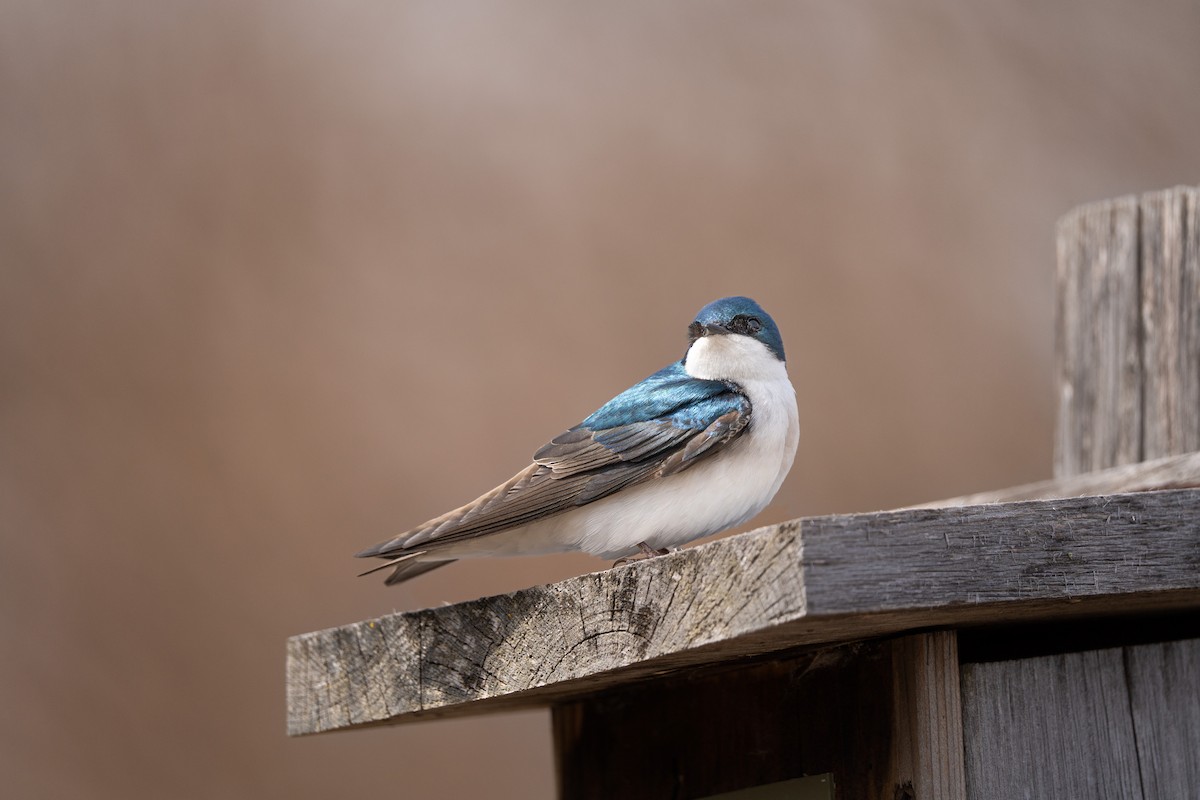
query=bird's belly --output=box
[576,430,792,558]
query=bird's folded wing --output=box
[357,379,750,557]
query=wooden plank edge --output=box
[287,489,1200,736]
[288,587,1200,736]
[290,489,1200,734]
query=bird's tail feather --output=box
[384,558,455,585]
[356,549,455,584]
[356,549,427,577]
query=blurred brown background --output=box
[2,2,1199,797]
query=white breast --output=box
[577,366,798,558]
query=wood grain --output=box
[287,489,1200,735]
[1141,187,1200,461]
[888,632,965,800]
[961,647,1144,799]
[961,637,1200,800]
[1125,638,1200,799]
[1055,192,1141,477]
[1056,185,1200,478]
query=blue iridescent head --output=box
[688,296,785,362]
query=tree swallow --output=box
[357,296,799,584]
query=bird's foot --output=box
[612,541,671,567]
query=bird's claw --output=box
[612,541,671,567]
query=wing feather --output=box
[356,363,751,564]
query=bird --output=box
[356,295,799,585]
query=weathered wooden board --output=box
[909,450,1200,509]
[1056,185,1200,478]
[888,631,965,800]
[553,632,963,800]
[552,648,875,800]
[1141,187,1200,461]
[1055,192,1141,477]
[287,489,1200,735]
[1125,638,1200,799]
[961,647,1144,799]
[961,637,1200,800]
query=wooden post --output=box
[961,185,1200,799]
[1056,185,1200,478]
[1141,188,1200,460]
[888,632,965,799]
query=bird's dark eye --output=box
[728,315,763,335]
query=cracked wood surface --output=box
[287,488,1200,735]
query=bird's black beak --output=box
[687,320,730,345]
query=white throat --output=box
[683,334,786,384]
